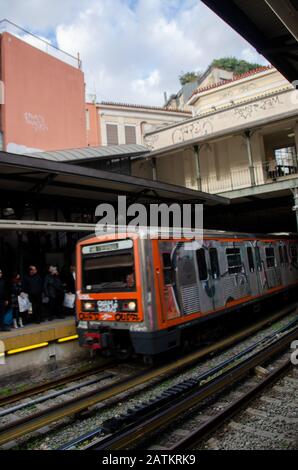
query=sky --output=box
[0,0,268,106]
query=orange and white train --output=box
[76,230,298,359]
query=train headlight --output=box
[128,301,137,311]
[121,300,137,312]
[82,301,96,312]
[78,321,88,329]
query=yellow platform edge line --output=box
[7,342,49,355]
[57,335,79,343]
[5,334,78,355]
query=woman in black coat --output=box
[44,266,65,320]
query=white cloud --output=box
[241,47,265,65]
[0,0,269,106]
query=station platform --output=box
[0,318,87,384]
[0,318,77,354]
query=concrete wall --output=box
[0,32,87,153]
[0,341,89,385]
[86,103,101,146]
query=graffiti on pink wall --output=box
[24,112,48,132]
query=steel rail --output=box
[0,373,114,418]
[169,358,293,450]
[89,324,298,450]
[0,304,295,447]
[0,361,115,407]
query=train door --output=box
[264,244,282,289]
[156,241,182,323]
[175,244,203,316]
[289,243,298,283]
[283,243,291,285]
[194,246,215,313]
[221,243,250,304]
[245,243,259,296]
[207,246,223,310]
[278,243,287,287]
[254,243,267,294]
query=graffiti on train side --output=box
[171,120,214,145]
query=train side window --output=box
[162,253,175,285]
[284,245,289,264]
[209,248,220,279]
[226,248,242,274]
[255,246,262,271]
[265,247,275,268]
[247,247,255,272]
[196,248,208,281]
[278,246,284,265]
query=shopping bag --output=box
[63,293,75,309]
[18,294,31,313]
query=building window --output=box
[274,146,297,174]
[209,248,220,279]
[265,247,275,268]
[125,125,137,145]
[196,248,208,281]
[106,124,119,145]
[247,247,255,272]
[226,248,242,274]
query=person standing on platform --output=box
[44,266,65,320]
[11,273,25,329]
[0,269,10,332]
[23,266,43,324]
[62,265,76,316]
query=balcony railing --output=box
[201,159,298,194]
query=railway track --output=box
[167,356,297,451]
[0,360,115,408]
[81,318,298,450]
[0,303,296,449]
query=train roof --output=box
[78,226,298,243]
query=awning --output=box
[0,151,228,206]
[202,0,298,83]
[25,144,149,163]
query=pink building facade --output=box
[0,32,87,153]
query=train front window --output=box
[82,239,135,292]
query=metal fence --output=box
[201,158,298,194]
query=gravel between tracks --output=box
[6,309,296,451]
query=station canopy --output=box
[0,151,228,206]
[202,0,298,83]
[25,144,149,163]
